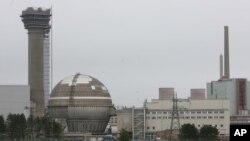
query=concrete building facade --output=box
[116,98,230,140]
[144,99,229,137]
[0,85,30,118]
[116,108,132,132]
[207,78,250,115]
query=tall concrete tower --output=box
[224,26,230,79]
[21,7,51,117]
[220,54,223,79]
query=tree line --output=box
[178,123,219,141]
[0,114,62,140]
[118,124,220,141]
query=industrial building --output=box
[158,88,206,100]
[0,85,30,118]
[20,7,51,117]
[48,73,115,135]
[207,79,250,115]
[114,88,230,140]
[206,26,250,117]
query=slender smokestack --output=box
[224,26,230,79]
[220,54,223,79]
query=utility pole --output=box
[169,93,180,141]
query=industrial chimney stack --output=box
[220,54,223,79]
[224,26,230,79]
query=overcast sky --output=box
[1,0,250,107]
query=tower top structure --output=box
[21,7,51,30]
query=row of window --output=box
[147,116,224,120]
[149,110,224,115]
[146,124,224,130]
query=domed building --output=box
[48,73,115,134]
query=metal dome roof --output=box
[50,73,110,98]
[48,73,114,133]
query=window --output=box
[220,116,224,119]
[151,112,156,114]
[214,116,218,119]
[152,117,156,119]
[197,116,201,119]
[147,127,150,129]
[191,111,195,114]
[163,112,167,114]
[202,116,207,119]
[157,117,161,119]
[221,124,223,127]
[208,116,212,119]
[220,111,224,114]
[208,111,212,114]
[202,111,207,114]
[191,116,195,119]
[214,111,218,114]
[197,111,201,114]
[152,126,155,130]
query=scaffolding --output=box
[132,106,145,140]
[43,31,50,108]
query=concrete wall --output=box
[116,108,132,132]
[247,81,250,111]
[28,28,45,117]
[159,88,174,100]
[0,85,30,118]
[207,79,237,115]
[206,78,250,115]
[190,89,205,100]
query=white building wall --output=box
[145,99,230,135]
[116,109,132,132]
[0,85,30,118]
